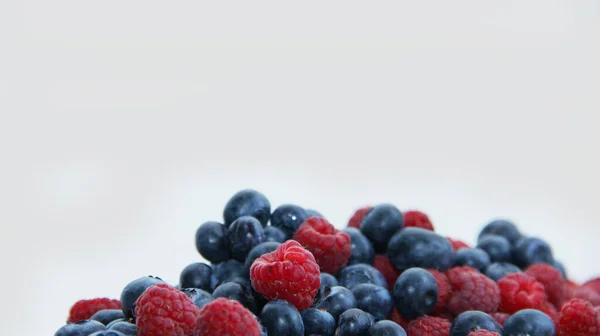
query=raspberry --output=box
[390,308,410,330]
[427,269,452,314]
[584,278,600,295]
[568,283,600,306]
[347,206,372,229]
[540,301,560,326]
[446,266,500,315]
[557,299,600,336]
[525,263,566,307]
[194,298,261,336]
[497,272,546,314]
[67,298,121,323]
[490,312,510,326]
[293,217,351,274]
[407,316,451,336]
[404,210,435,231]
[135,283,200,336]
[447,237,470,251]
[373,255,400,290]
[250,240,321,310]
[468,331,500,336]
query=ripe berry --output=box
[181,288,212,310]
[490,312,510,326]
[404,210,435,231]
[360,204,404,252]
[484,262,521,282]
[293,216,351,274]
[553,260,567,279]
[318,272,339,299]
[179,262,215,292]
[338,263,388,290]
[68,298,121,323]
[227,216,265,261]
[270,204,309,239]
[450,311,503,336]
[478,219,521,245]
[497,272,546,314]
[223,189,271,227]
[388,227,454,272]
[315,286,357,320]
[243,241,280,276]
[89,331,126,336]
[583,277,600,295]
[260,300,304,336]
[263,226,286,243]
[211,281,260,314]
[454,248,491,272]
[119,276,164,320]
[195,221,230,263]
[390,308,411,330]
[194,297,262,336]
[525,262,566,307]
[477,235,512,263]
[371,320,407,336]
[213,259,246,287]
[344,227,376,265]
[373,254,400,290]
[448,237,470,251]
[305,208,323,218]
[511,237,554,269]
[503,309,555,336]
[250,240,320,310]
[393,267,439,319]
[90,310,125,326]
[335,308,375,336]
[446,266,500,315]
[557,298,600,336]
[467,331,500,336]
[300,308,335,336]
[428,269,452,315]
[407,316,451,336]
[54,320,106,336]
[352,283,394,320]
[108,322,137,336]
[347,206,372,229]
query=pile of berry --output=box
[55,189,600,336]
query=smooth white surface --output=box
[1,0,600,334]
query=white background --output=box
[1,0,600,334]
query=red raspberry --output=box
[447,237,470,251]
[446,266,500,315]
[557,299,600,336]
[347,206,372,229]
[135,283,200,336]
[390,308,410,329]
[568,284,600,306]
[468,331,500,336]
[250,240,320,310]
[293,217,351,274]
[584,278,600,295]
[525,263,566,307]
[540,301,560,326]
[490,312,510,326]
[497,272,546,314]
[427,269,452,314]
[407,316,451,336]
[194,298,261,336]
[67,298,121,323]
[404,210,435,231]
[373,255,400,290]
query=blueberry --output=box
[511,237,554,268]
[387,227,454,272]
[181,288,212,309]
[338,264,388,290]
[553,260,567,279]
[212,281,259,314]
[179,262,215,292]
[223,189,271,227]
[105,319,126,329]
[90,309,126,326]
[260,300,304,336]
[477,235,512,263]
[54,320,106,336]
[263,226,287,243]
[369,320,407,336]
[450,311,503,336]
[360,204,404,252]
[351,283,394,321]
[453,248,491,272]
[503,309,555,336]
[301,308,336,336]
[120,275,164,320]
[244,241,280,276]
[305,208,324,218]
[108,322,137,336]
[479,219,521,245]
[89,331,126,336]
[195,221,231,263]
[213,259,247,287]
[227,216,265,261]
[392,267,438,319]
[315,286,358,320]
[319,273,340,299]
[270,204,309,239]
[335,308,375,336]
[484,262,521,282]
[344,228,376,265]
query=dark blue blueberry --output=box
[263,226,286,243]
[484,262,521,282]
[301,308,336,336]
[370,320,407,336]
[344,228,376,265]
[179,262,215,292]
[260,300,304,336]
[478,219,522,245]
[270,204,309,239]
[454,248,491,272]
[503,309,554,336]
[212,281,259,314]
[338,264,388,290]
[554,260,567,279]
[89,331,126,336]
[54,320,106,336]
[305,208,324,218]
[319,273,340,300]
[335,308,375,336]
[387,227,454,272]
[105,319,126,328]
[213,259,247,287]
[360,204,404,252]
[90,309,125,326]
[244,241,280,276]
[181,288,212,309]
[450,311,503,336]
[392,267,438,319]
[351,283,394,321]
[226,216,265,261]
[108,321,137,336]
[195,221,231,263]
[120,275,164,320]
[511,237,554,268]
[315,286,358,320]
[477,235,512,263]
[223,189,271,227]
